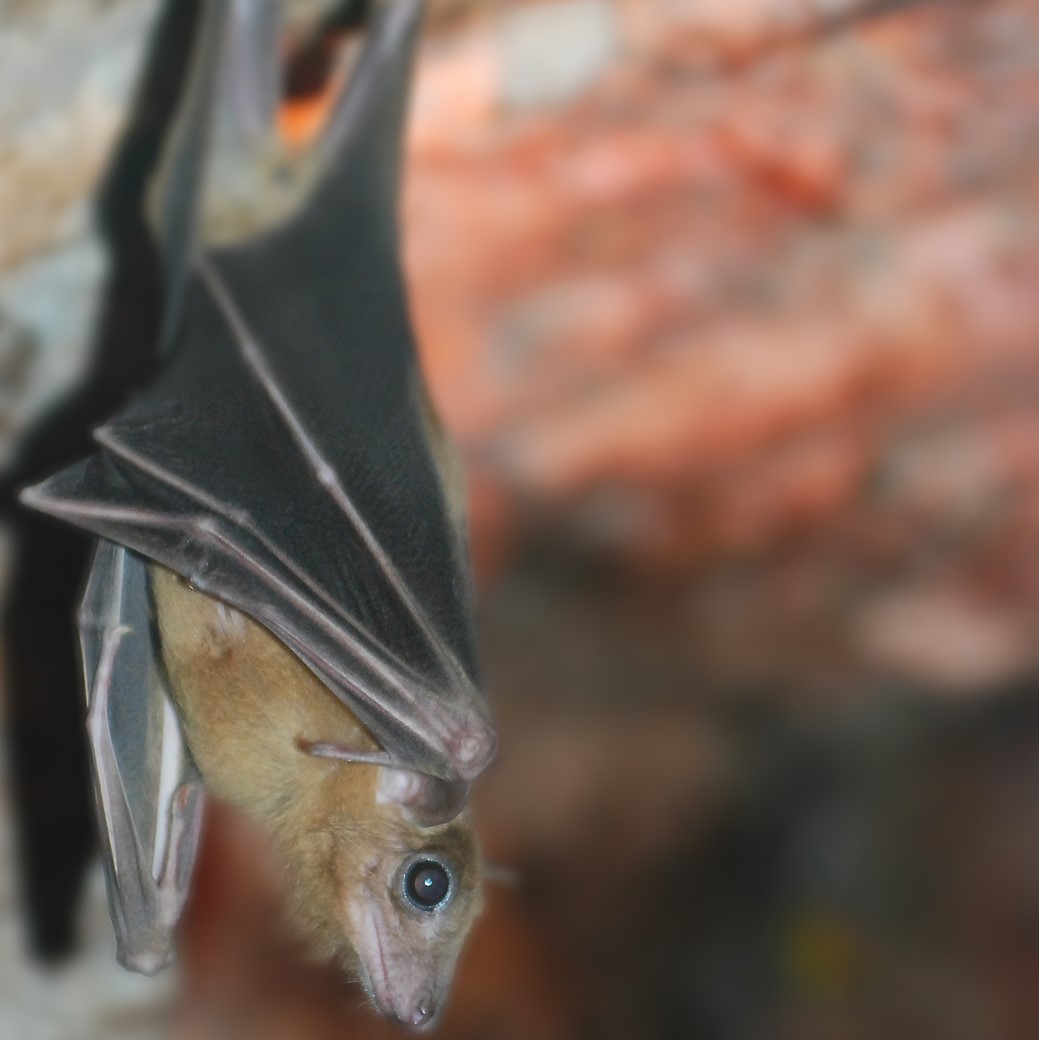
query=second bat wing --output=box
[80,539,203,974]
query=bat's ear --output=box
[378,768,470,828]
[297,739,470,825]
[294,0,425,233]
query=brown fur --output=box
[149,565,481,982]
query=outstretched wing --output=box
[80,540,203,974]
[23,0,496,784]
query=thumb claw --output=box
[162,782,204,894]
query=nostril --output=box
[410,997,436,1027]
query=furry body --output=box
[151,565,482,1025]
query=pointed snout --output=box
[349,902,460,1032]
[407,994,436,1029]
[351,913,445,1031]
[374,988,438,1031]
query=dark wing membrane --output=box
[25,395,488,782]
[22,0,495,782]
[149,0,227,352]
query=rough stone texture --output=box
[0,0,155,271]
[0,4,168,1037]
[0,0,157,464]
[500,0,619,109]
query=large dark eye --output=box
[404,859,451,911]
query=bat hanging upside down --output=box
[153,566,482,1027]
[20,0,497,1028]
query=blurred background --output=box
[2,0,1039,1036]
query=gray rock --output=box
[500,0,619,110]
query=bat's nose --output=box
[409,996,436,1028]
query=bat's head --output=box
[339,810,483,1029]
[281,758,484,1031]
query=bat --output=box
[19,0,497,1027]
